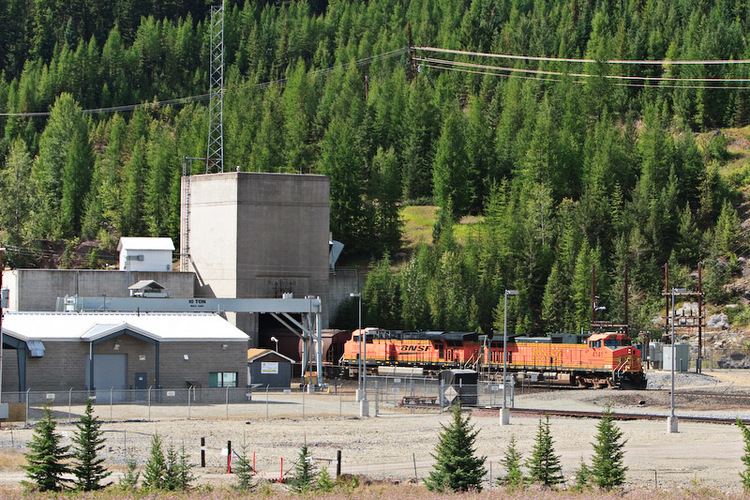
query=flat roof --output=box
[117,237,175,252]
[2,312,248,343]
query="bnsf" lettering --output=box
[401,345,430,351]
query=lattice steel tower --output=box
[206,1,225,173]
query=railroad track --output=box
[474,407,748,425]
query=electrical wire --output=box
[415,45,750,66]
[420,61,750,90]
[0,47,408,117]
[415,56,750,84]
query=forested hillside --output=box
[1,0,749,334]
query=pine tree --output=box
[425,404,486,492]
[737,419,750,491]
[526,417,564,488]
[141,433,166,490]
[119,455,139,490]
[71,399,110,491]
[315,467,335,492]
[497,435,524,489]
[590,408,628,489]
[176,445,194,491]
[572,457,591,491]
[163,443,180,491]
[234,445,255,491]
[290,444,316,493]
[23,406,71,492]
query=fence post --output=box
[25,388,30,427]
[302,385,305,419]
[109,387,113,421]
[68,388,72,423]
[187,386,192,419]
[279,457,284,483]
[200,437,206,467]
[227,440,232,473]
[413,452,418,481]
[375,380,379,416]
[336,450,342,477]
[265,385,269,419]
[225,386,229,420]
[147,386,152,421]
[339,387,342,417]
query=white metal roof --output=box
[1,312,249,343]
[128,280,166,290]
[117,237,175,252]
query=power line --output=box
[415,46,750,66]
[415,56,750,84]
[420,61,750,90]
[0,47,408,118]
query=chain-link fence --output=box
[0,385,363,425]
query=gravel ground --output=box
[0,407,746,492]
[0,369,747,493]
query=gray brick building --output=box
[1,312,248,395]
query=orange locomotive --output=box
[341,329,645,388]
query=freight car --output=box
[340,329,645,389]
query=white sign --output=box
[46,393,55,400]
[260,362,279,374]
[221,448,229,457]
[444,386,458,402]
[166,391,176,397]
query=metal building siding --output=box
[248,354,292,388]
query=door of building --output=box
[87,354,127,402]
[134,372,147,400]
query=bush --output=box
[141,433,166,490]
[71,399,110,491]
[526,417,564,488]
[290,444,316,493]
[738,419,750,491]
[590,408,627,489]
[234,445,256,491]
[119,456,140,490]
[23,406,71,492]
[497,435,524,489]
[424,404,486,492]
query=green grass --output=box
[400,205,484,250]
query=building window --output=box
[209,372,238,388]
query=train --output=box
[340,329,646,389]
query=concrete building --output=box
[2,269,196,312]
[181,172,330,346]
[1,312,248,396]
[118,237,175,272]
[247,348,293,388]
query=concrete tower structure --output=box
[180,172,330,346]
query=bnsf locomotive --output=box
[341,329,645,388]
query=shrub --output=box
[590,408,627,489]
[71,399,110,491]
[497,435,524,489]
[23,406,71,492]
[526,417,564,488]
[424,404,486,492]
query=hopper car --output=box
[340,329,645,388]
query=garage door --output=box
[86,354,127,402]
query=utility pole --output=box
[623,263,629,337]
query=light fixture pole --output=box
[350,292,363,401]
[270,336,279,353]
[668,287,685,433]
[501,289,518,425]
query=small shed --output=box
[118,237,175,272]
[247,349,294,389]
[128,280,168,298]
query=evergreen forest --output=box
[1,0,749,335]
